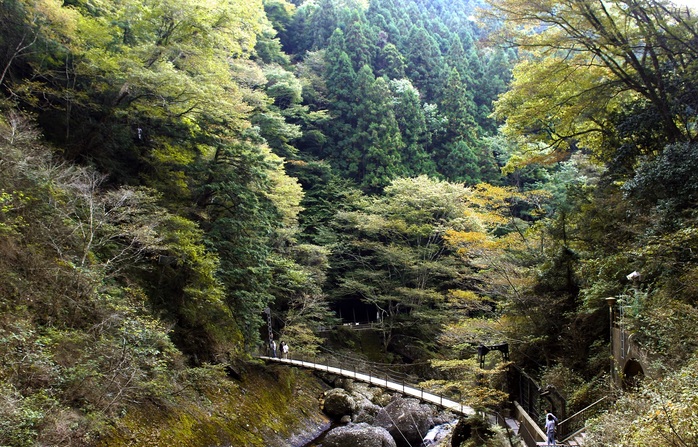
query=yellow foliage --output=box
[448,289,484,303]
[152,143,196,165]
[445,230,487,245]
[262,146,304,226]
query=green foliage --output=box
[149,214,241,362]
[0,90,332,444]
[330,176,477,349]
[193,137,277,349]
[9,1,698,446]
[623,142,698,214]
[438,140,482,184]
[96,364,329,447]
[538,364,607,412]
[344,12,375,71]
[404,25,444,102]
[350,67,405,191]
[287,0,510,187]
[587,356,698,447]
[452,413,511,447]
[423,357,510,412]
[390,78,437,176]
[491,0,698,168]
[286,158,361,245]
[0,108,245,443]
[268,241,336,354]
[0,383,61,447]
[375,43,406,79]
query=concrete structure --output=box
[607,297,655,389]
[610,327,655,389]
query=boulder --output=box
[352,400,381,424]
[373,390,394,407]
[322,388,357,419]
[350,386,381,424]
[351,382,384,401]
[322,423,397,447]
[374,397,438,447]
[334,377,355,391]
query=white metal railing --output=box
[257,352,475,416]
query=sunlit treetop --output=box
[488,0,698,166]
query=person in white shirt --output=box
[545,413,556,446]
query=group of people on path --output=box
[268,339,289,359]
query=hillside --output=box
[1,0,698,446]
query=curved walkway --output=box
[259,355,475,416]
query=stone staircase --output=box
[510,364,611,447]
[529,395,610,447]
[565,431,586,446]
[536,431,585,446]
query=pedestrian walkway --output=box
[259,355,475,416]
[260,352,594,446]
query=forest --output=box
[0,0,697,445]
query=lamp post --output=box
[605,297,617,388]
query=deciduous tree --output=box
[490,0,698,165]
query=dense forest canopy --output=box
[1,0,697,445]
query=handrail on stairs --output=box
[556,395,610,440]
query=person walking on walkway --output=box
[545,413,556,446]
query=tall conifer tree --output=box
[344,12,375,71]
[404,24,444,101]
[349,66,405,190]
[324,29,357,161]
[391,78,436,176]
[375,43,406,79]
[308,0,340,50]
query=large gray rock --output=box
[322,388,357,418]
[374,397,438,447]
[352,400,381,424]
[349,385,382,424]
[350,382,385,402]
[334,376,355,391]
[322,423,397,447]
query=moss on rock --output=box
[97,362,330,447]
